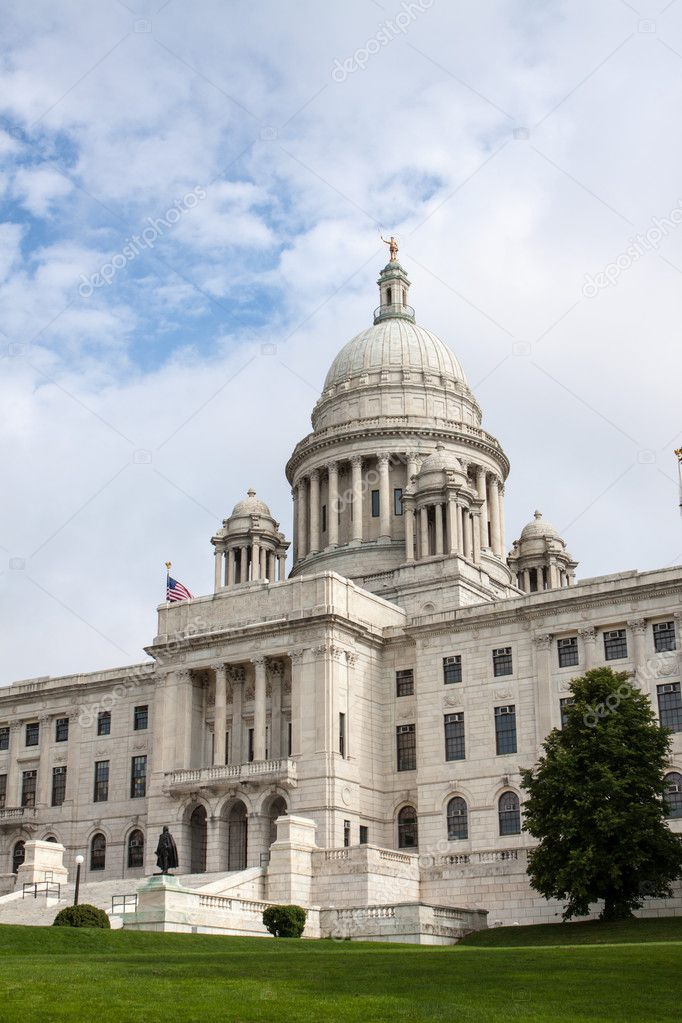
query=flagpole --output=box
[165,561,171,608]
[675,450,682,518]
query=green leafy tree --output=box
[521,667,682,921]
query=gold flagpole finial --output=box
[675,448,682,460]
[165,561,172,573]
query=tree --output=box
[521,667,682,921]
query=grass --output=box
[0,921,680,1022]
[460,915,682,947]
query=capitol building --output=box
[1,252,681,938]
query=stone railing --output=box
[429,847,527,868]
[166,758,297,791]
[0,808,35,825]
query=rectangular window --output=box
[444,712,465,761]
[287,721,292,757]
[653,621,677,653]
[130,755,147,799]
[557,636,579,668]
[248,728,254,763]
[224,730,230,766]
[396,669,414,697]
[25,722,39,747]
[359,825,369,845]
[133,705,148,731]
[343,820,351,848]
[97,711,111,736]
[396,724,416,772]
[0,727,9,751]
[658,683,682,733]
[0,774,6,809]
[560,697,575,729]
[93,760,109,803]
[393,488,403,515]
[443,655,462,685]
[604,629,627,661]
[55,718,69,743]
[51,766,67,807]
[495,705,517,755]
[21,770,37,808]
[371,490,380,517]
[492,647,513,677]
[339,713,346,758]
[321,504,327,533]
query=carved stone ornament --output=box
[558,679,574,693]
[493,688,513,700]
[443,692,463,708]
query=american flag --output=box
[166,576,193,602]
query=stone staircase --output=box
[0,871,247,928]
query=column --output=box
[351,457,363,543]
[252,657,267,761]
[291,487,299,564]
[327,462,339,547]
[407,452,418,483]
[472,511,481,563]
[287,651,305,757]
[213,664,227,766]
[251,540,260,581]
[378,455,391,541]
[548,561,559,589]
[174,670,193,769]
[240,545,249,582]
[7,722,21,807]
[404,503,415,561]
[499,483,506,555]
[37,715,51,807]
[488,475,502,557]
[227,548,235,586]
[260,547,267,579]
[447,497,458,554]
[153,671,177,776]
[580,627,597,669]
[628,618,647,682]
[476,466,488,549]
[214,549,222,592]
[228,667,244,765]
[463,510,473,561]
[533,634,553,744]
[269,662,283,758]
[297,479,308,560]
[419,506,429,557]
[523,568,531,592]
[309,469,320,554]
[434,502,444,555]
[278,553,286,581]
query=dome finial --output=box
[534,509,542,519]
[247,487,256,497]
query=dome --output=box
[519,510,560,542]
[418,443,461,475]
[323,318,467,391]
[231,488,272,518]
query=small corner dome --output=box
[231,488,272,518]
[519,510,561,542]
[418,443,461,475]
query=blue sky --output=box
[1,0,682,683]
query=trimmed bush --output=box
[53,904,111,929]
[262,904,307,938]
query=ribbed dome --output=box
[231,488,272,518]
[418,443,461,474]
[323,318,467,390]
[519,510,560,541]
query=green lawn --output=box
[0,922,680,1022]
[460,915,682,947]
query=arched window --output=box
[12,841,25,874]
[498,792,521,836]
[447,797,468,840]
[665,772,682,819]
[397,805,418,849]
[127,829,144,868]
[190,806,208,873]
[90,833,106,871]
[44,836,58,843]
[267,796,287,847]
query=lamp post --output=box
[74,855,84,906]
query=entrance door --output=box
[228,801,247,870]
[190,806,207,873]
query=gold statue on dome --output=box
[381,234,399,262]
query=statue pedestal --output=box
[127,874,198,932]
[16,841,68,890]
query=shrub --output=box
[53,904,111,929]
[262,904,307,938]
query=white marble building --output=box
[1,255,681,926]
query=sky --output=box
[1,0,682,686]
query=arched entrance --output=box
[267,796,287,847]
[12,841,25,874]
[228,800,248,871]
[190,806,207,873]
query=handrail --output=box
[111,894,138,914]
[22,881,60,900]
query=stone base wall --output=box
[310,846,420,908]
[319,902,487,944]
